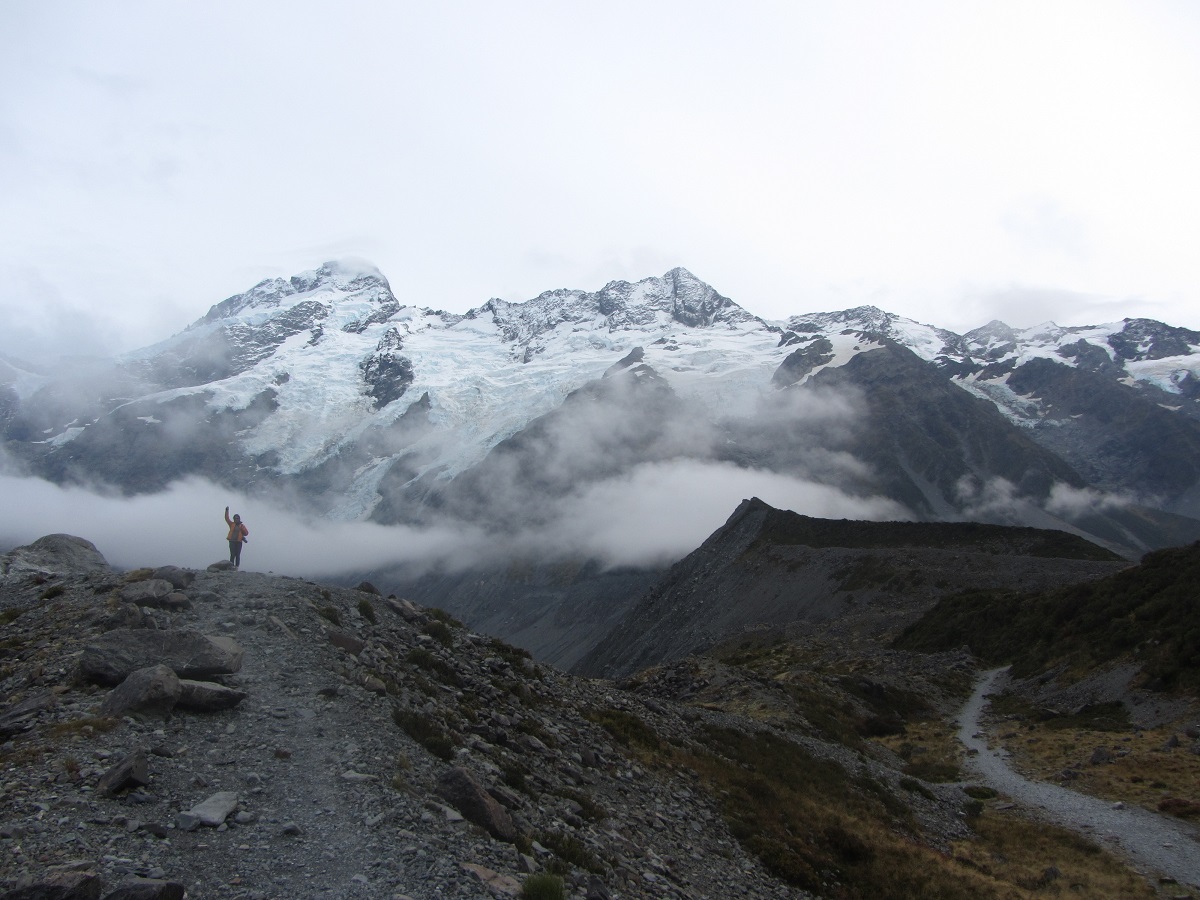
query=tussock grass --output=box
[390,706,456,761]
[356,598,377,624]
[0,606,27,625]
[950,808,1156,898]
[989,717,1200,818]
[518,873,564,900]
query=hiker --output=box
[225,506,249,568]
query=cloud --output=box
[0,474,489,578]
[1044,483,1134,518]
[529,459,910,568]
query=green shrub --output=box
[423,619,455,646]
[317,604,342,626]
[357,598,377,624]
[406,647,461,686]
[519,874,564,900]
[391,706,455,761]
[0,607,26,625]
[536,831,603,874]
[38,584,66,600]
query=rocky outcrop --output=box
[0,534,110,579]
[78,629,243,685]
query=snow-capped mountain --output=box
[3,260,1200,559]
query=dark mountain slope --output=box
[574,498,1127,679]
[897,540,1200,694]
[804,342,1085,515]
[1005,357,1200,518]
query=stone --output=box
[99,665,181,718]
[158,592,192,611]
[436,767,518,842]
[176,679,247,712]
[99,879,186,900]
[0,692,56,739]
[100,603,144,633]
[1089,746,1113,765]
[0,870,102,899]
[79,629,243,684]
[0,534,110,578]
[151,566,195,589]
[326,629,366,656]
[356,581,381,595]
[177,791,239,830]
[96,750,151,797]
[118,580,175,606]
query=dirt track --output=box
[958,667,1200,890]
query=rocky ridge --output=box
[0,535,983,900]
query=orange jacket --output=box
[225,510,249,542]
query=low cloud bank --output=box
[0,474,490,577]
[529,459,910,568]
[0,462,910,578]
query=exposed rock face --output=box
[78,629,243,685]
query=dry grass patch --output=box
[873,717,964,783]
[950,807,1157,898]
[989,719,1200,817]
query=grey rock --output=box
[0,691,56,739]
[118,580,175,606]
[79,629,244,684]
[99,665,181,718]
[1089,746,1113,765]
[0,534,110,579]
[100,603,144,633]
[176,679,247,712]
[326,628,366,656]
[435,766,518,842]
[177,791,239,830]
[96,750,151,797]
[0,870,102,899]
[151,566,195,589]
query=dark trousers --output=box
[229,539,243,568]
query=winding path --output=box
[958,667,1200,890]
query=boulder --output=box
[151,566,195,589]
[0,692,56,739]
[96,750,151,797]
[79,629,243,685]
[0,534,109,579]
[177,791,239,831]
[436,766,518,842]
[326,628,366,656]
[0,869,102,898]
[99,665,181,718]
[118,580,175,606]
[176,679,247,712]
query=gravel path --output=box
[958,667,1200,890]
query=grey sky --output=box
[2,0,1199,361]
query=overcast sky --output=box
[2,0,1199,361]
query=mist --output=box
[0,452,913,580]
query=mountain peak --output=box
[198,258,392,325]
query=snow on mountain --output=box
[5,259,1200,532]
